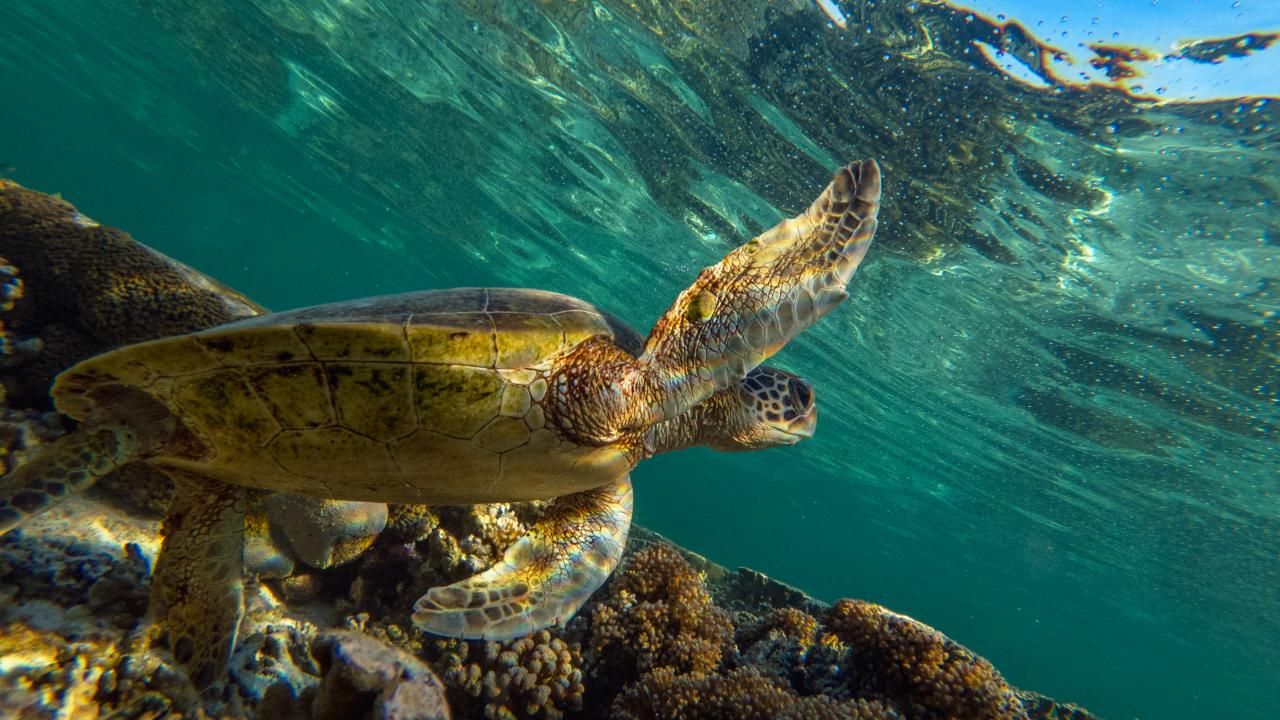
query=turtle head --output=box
[702,367,817,451]
[636,160,879,423]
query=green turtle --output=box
[0,159,881,687]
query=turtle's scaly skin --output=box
[412,476,633,639]
[149,471,249,690]
[608,158,880,428]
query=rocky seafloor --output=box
[0,180,1100,719]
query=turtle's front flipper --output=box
[149,471,249,690]
[635,159,881,421]
[413,476,633,640]
[0,424,143,535]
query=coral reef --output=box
[612,667,900,720]
[824,599,1028,720]
[384,503,442,543]
[0,499,205,719]
[427,631,584,720]
[0,408,63,476]
[0,474,1103,720]
[0,179,261,529]
[589,543,734,678]
[0,255,35,383]
[0,619,207,720]
[585,542,1054,720]
[735,606,820,650]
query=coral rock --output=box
[311,630,451,720]
[1017,690,1103,720]
[265,494,388,570]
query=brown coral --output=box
[825,599,1028,720]
[430,630,584,720]
[0,179,261,408]
[612,667,900,720]
[0,180,261,523]
[589,543,734,677]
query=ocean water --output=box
[0,1,1275,718]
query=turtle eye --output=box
[788,378,813,411]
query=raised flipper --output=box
[0,424,142,535]
[631,159,880,423]
[412,475,633,640]
[149,470,249,690]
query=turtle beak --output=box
[783,376,817,442]
[784,406,817,442]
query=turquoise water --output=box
[0,1,1275,718]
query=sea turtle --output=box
[0,159,881,687]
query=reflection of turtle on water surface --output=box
[0,160,882,688]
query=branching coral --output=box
[430,630,584,720]
[385,503,442,543]
[589,543,734,678]
[611,667,901,720]
[735,606,819,650]
[824,599,1028,720]
[404,503,544,589]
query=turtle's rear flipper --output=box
[0,424,141,535]
[413,476,632,640]
[149,471,248,690]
